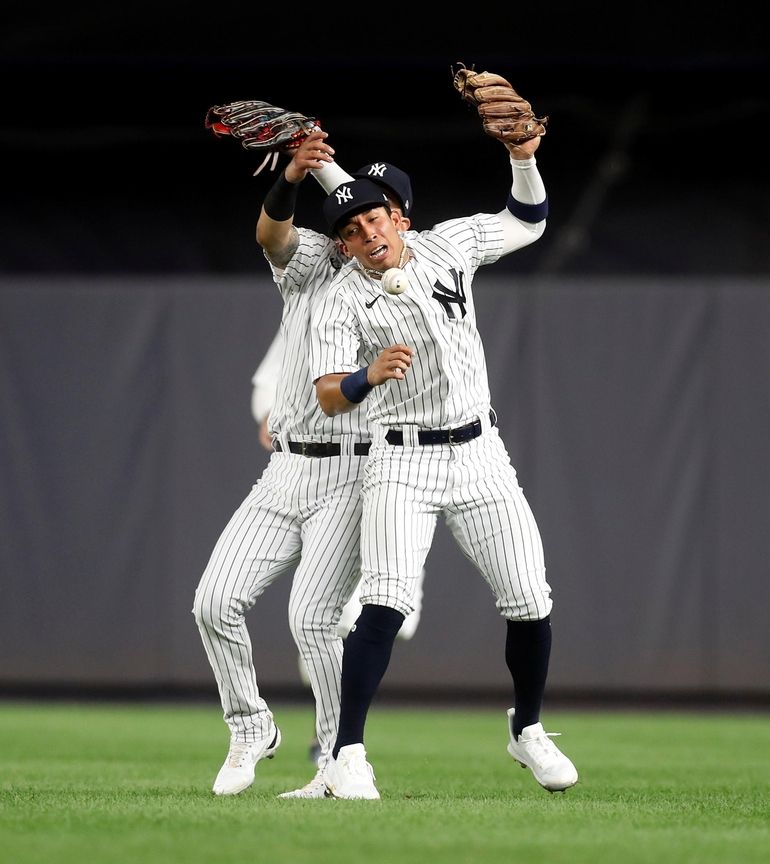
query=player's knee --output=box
[192,583,242,630]
[191,585,205,627]
[287,598,332,645]
[192,588,216,630]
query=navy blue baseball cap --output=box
[353,162,413,217]
[323,179,390,234]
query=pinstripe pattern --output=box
[193,227,371,762]
[268,227,370,440]
[193,452,365,746]
[359,430,551,618]
[311,215,505,428]
[310,213,551,622]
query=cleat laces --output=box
[523,731,564,765]
[340,750,376,783]
[225,741,252,769]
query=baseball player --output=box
[310,131,579,798]
[193,129,420,799]
[250,328,425,763]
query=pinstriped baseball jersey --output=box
[310,215,504,428]
[266,227,370,440]
[309,212,552,623]
[193,227,376,764]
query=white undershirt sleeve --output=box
[498,155,548,254]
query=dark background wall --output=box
[2,5,768,277]
[1,7,769,702]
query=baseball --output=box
[381,268,408,295]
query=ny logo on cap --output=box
[368,163,387,178]
[335,186,353,205]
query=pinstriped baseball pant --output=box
[192,450,365,763]
[358,427,552,620]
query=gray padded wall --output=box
[1,275,768,696]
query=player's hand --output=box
[258,417,273,451]
[368,344,414,385]
[505,135,542,160]
[284,131,335,183]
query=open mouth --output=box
[369,244,388,262]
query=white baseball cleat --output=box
[325,743,380,800]
[277,769,330,799]
[506,708,578,793]
[212,725,281,795]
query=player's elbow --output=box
[317,397,337,417]
[255,219,274,250]
[519,218,546,246]
[314,376,340,416]
[255,209,289,253]
[315,373,353,416]
[498,208,546,255]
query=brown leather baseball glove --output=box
[451,63,548,144]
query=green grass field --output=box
[1,701,768,864]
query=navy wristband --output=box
[340,367,373,403]
[263,172,300,221]
[506,193,549,223]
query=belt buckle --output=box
[300,442,310,456]
[447,426,457,445]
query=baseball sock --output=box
[332,603,405,758]
[505,616,552,739]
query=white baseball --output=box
[381,268,408,295]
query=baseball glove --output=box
[204,100,321,174]
[451,63,548,145]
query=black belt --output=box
[385,410,496,446]
[274,440,371,457]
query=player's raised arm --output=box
[256,131,350,267]
[451,64,549,255]
[315,344,414,416]
[496,135,548,254]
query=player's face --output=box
[337,207,403,271]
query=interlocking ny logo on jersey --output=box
[335,185,353,205]
[432,268,467,319]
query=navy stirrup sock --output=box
[332,604,405,758]
[505,616,552,739]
